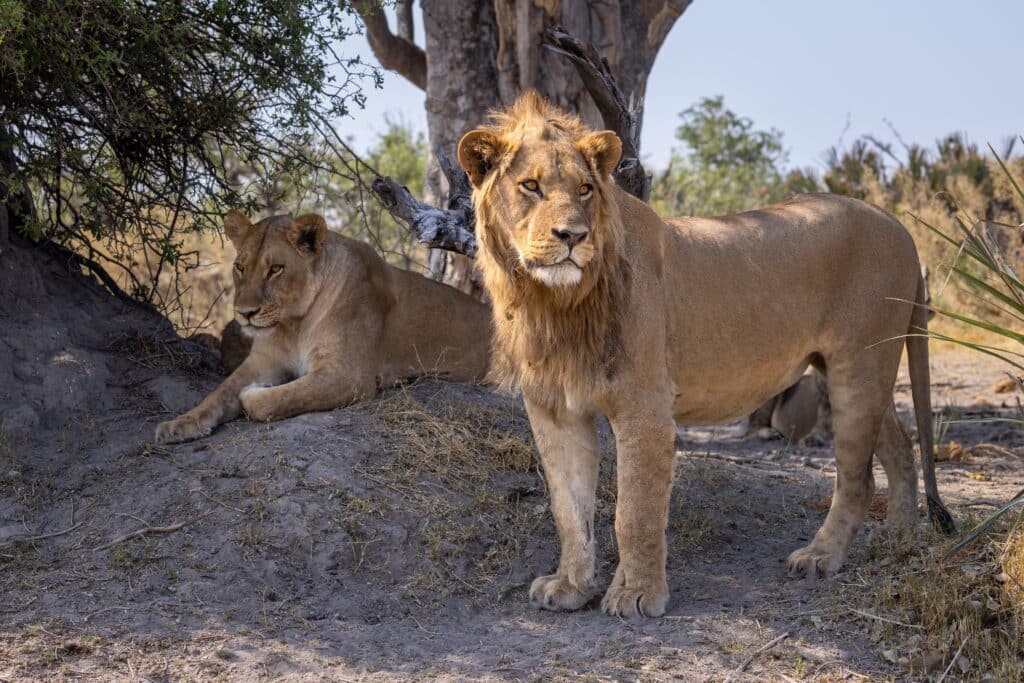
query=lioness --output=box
[747,369,831,443]
[457,92,951,618]
[155,211,490,444]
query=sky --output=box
[335,1,1024,173]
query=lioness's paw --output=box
[601,581,669,618]
[155,415,211,444]
[239,385,274,422]
[529,574,594,612]
[786,545,844,579]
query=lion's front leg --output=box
[524,397,600,612]
[155,358,279,444]
[239,369,375,422]
[602,399,676,618]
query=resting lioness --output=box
[155,211,490,444]
[457,92,951,618]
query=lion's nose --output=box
[552,228,588,249]
[237,306,261,321]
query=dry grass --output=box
[838,516,1024,680]
[357,388,546,599]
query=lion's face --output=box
[223,210,328,338]
[458,98,622,293]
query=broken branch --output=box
[371,150,478,257]
[543,26,650,201]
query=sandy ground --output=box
[1,239,1022,681]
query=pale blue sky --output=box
[337,1,1024,172]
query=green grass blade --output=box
[930,305,1024,345]
[926,331,1024,371]
[944,491,1024,558]
[950,271,1024,323]
[989,142,1024,202]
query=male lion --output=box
[457,92,951,618]
[155,211,490,444]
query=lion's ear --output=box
[223,209,253,246]
[578,131,622,178]
[458,130,506,187]
[288,214,328,254]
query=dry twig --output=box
[0,521,84,546]
[724,631,791,683]
[93,508,218,552]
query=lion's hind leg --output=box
[872,401,919,535]
[787,355,894,579]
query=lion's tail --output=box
[907,272,956,533]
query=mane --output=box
[473,92,630,409]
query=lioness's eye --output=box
[268,265,283,277]
[578,183,593,197]
[520,179,540,194]
[234,262,244,274]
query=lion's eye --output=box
[268,265,283,277]
[578,183,593,197]
[234,262,244,274]
[520,179,540,194]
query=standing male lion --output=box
[457,92,951,618]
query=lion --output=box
[457,92,951,618]
[747,369,831,444]
[155,211,490,444]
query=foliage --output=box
[131,121,429,334]
[321,119,428,271]
[0,0,377,309]
[650,95,798,216]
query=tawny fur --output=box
[155,211,490,444]
[459,92,950,619]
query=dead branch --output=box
[543,26,650,201]
[360,5,426,90]
[92,507,218,552]
[371,150,478,257]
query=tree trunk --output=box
[364,1,693,293]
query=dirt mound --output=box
[0,236,221,439]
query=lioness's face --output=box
[223,211,328,337]
[459,123,621,290]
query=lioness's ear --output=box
[577,131,622,178]
[458,130,505,187]
[223,209,253,246]
[288,214,328,254]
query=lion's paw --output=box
[529,574,594,612]
[155,415,212,444]
[600,580,669,618]
[239,384,274,422]
[786,544,845,579]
